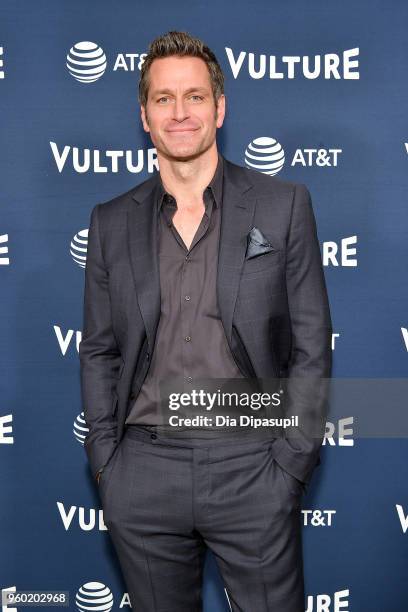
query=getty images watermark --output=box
[166,387,298,429]
[148,377,408,440]
[150,376,330,440]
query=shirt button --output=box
[184,295,191,301]
[185,336,191,342]
[186,376,193,383]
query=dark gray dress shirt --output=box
[125,152,246,431]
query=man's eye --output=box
[191,95,204,101]
[158,97,169,103]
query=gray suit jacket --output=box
[79,154,332,485]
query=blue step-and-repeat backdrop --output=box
[1,1,408,610]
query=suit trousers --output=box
[99,424,306,612]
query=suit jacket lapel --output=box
[217,158,256,343]
[127,156,257,353]
[128,174,161,356]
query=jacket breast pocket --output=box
[241,250,283,275]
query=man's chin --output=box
[160,146,205,162]
[161,137,215,161]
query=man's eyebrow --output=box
[151,86,209,96]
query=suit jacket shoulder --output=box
[224,156,296,192]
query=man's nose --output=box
[172,97,189,121]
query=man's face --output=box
[140,56,225,161]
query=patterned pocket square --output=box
[245,226,276,260]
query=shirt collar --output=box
[157,152,224,212]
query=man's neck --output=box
[158,147,219,208]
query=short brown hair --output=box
[138,30,224,108]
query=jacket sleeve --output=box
[274,183,333,484]
[79,203,122,480]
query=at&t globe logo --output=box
[66,42,107,83]
[76,582,113,611]
[245,136,285,176]
[74,411,89,445]
[70,228,88,268]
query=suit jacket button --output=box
[129,392,135,401]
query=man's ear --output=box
[140,105,150,133]
[216,94,226,129]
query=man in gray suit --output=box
[79,30,332,612]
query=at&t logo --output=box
[245,137,342,175]
[75,582,113,611]
[66,42,107,83]
[245,137,285,176]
